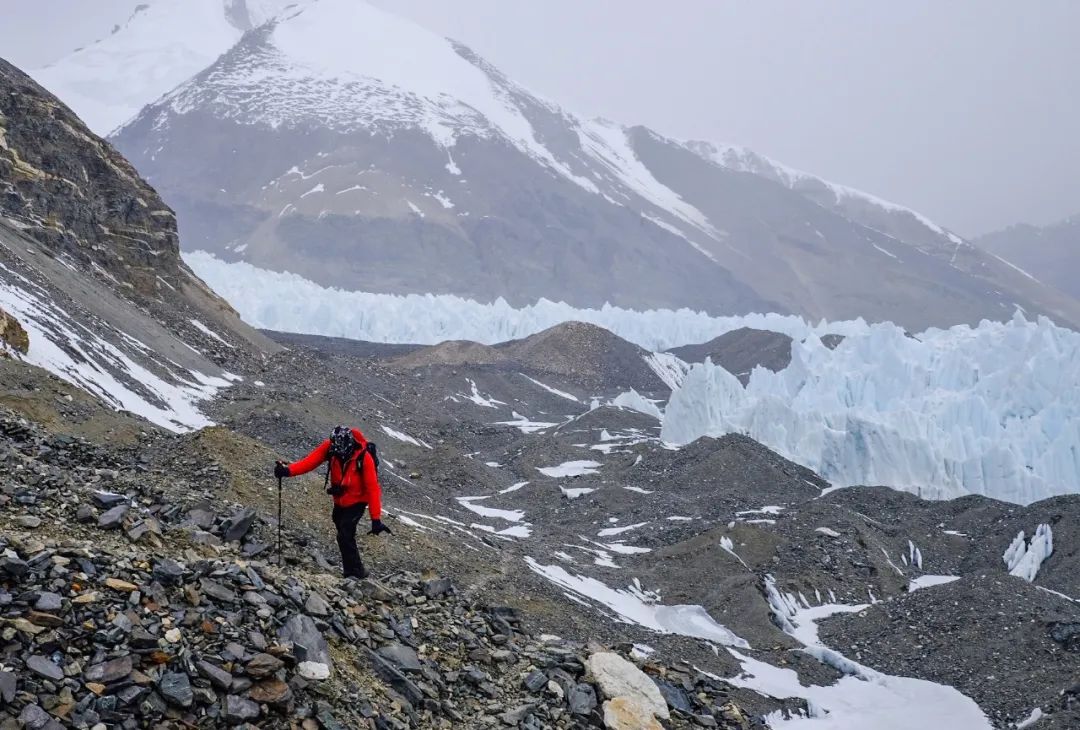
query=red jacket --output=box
[286,428,382,519]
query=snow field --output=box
[754,576,992,729]
[0,264,233,432]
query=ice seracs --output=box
[188,251,1079,506]
[662,313,1080,505]
[1003,524,1054,582]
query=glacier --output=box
[184,251,867,350]
[187,252,1079,505]
[662,314,1080,504]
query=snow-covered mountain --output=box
[32,0,303,135]
[976,212,1080,301]
[34,0,1080,330]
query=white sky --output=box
[2,0,1077,236]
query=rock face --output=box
[0,55,278,430]
[587,652,670,720]
[0,57,184,299]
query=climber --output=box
[274,426,391,580]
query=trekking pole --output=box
[276,476,283,566]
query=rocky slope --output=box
[31,0,1070,330]
[0,56,278,430]
[0,406,760,729]
[976,213,1080,301]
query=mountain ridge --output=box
[30,0,1079,329]
[975,212,1080,301]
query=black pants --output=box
[331,502,368,578]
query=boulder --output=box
[603,697,664,730]
[0,307,29,355]
[587,652,669,720]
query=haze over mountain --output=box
[976,213,1080,301]
[30,0,1080,332]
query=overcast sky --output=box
[2,0,1077,236]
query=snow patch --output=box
[521,374,579,402]
[908,575,960,592]
[380,425,432,449]
[456,497,525,523]
[526,559,748,648]
[538,460,601,478]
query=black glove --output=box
[369,519,393,536]
[274,461,290,480]
[326,484,345,497]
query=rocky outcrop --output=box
[0,305,28,355]
[0,57,183,298]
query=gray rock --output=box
[278,614,331,667]
[568,683,598,716]
[316,700,348,730]
[304,591,331,617]
[75,504,96,523]
[422,576,453,598]
[655,679,693,714]
[192,530,222,547]
[368,651,425,706]
[33,592,62,612]
[0,555,29,579]
[223,508,256,542]
[244,653,284,678]
[357,578,395,602]
[199,578,237,603]
[159,671,193,708]
[18,704,51,730]
[523,669,547,693]
[98,504,128,530]
[26,655,64,682]
[151,558,185,585]
[224,694,260,724]
[84,655,134,684]
[0,670,16,703]
[501,704,535,725]
[15,515,41,528]
[196,660,233,690]
[187,506,216,530]
[377,643,422,673]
